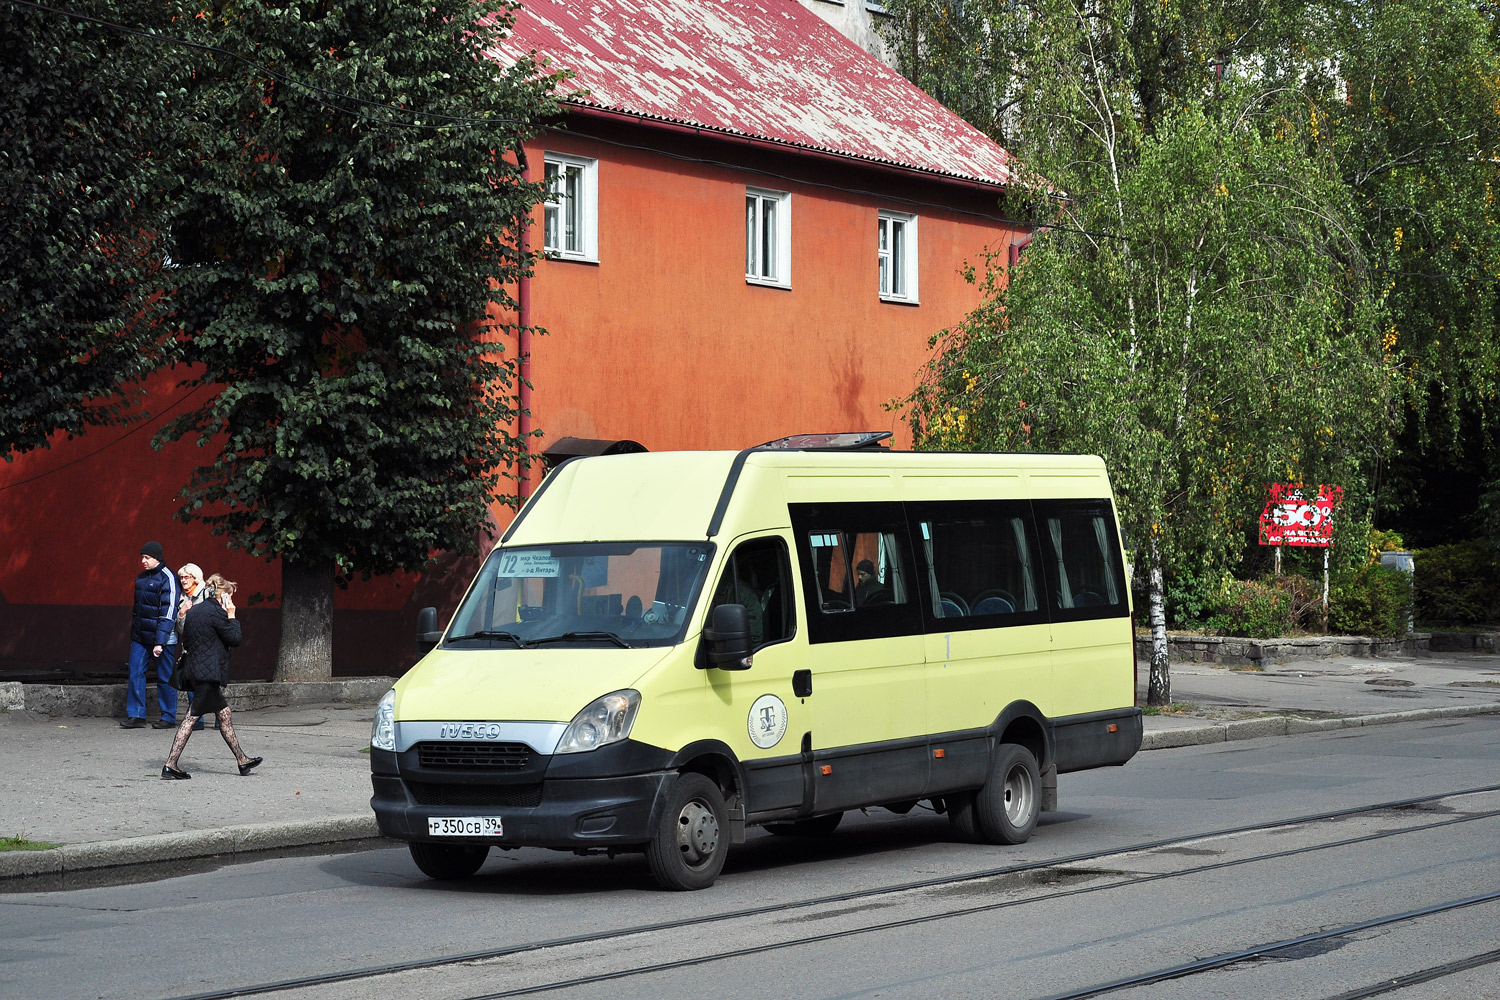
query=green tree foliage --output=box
[883,0,1500,546]
[877,0,1026,144]
[157,0,562,680]
[1324,0,1500,537]
[899,1,1397,703]
[1412,538,1500,624]
[0,0,188,458]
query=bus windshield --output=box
[445,542,716,649]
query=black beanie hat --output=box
[141,540,165,562]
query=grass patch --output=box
[359,746,371,754]
[2,836,60,853]
[1140,703,1195,716]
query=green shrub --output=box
[1330,564,1413,637]
[1271,573,1325,632]
[1414,539,1500,626]
[1205,579,1292,638]
[1166,564,1222,629]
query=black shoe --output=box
[238,756,263,776]
[151,719,177,729]
[120,717,147,729]
[161,765,190,780]
[192,718,204,732]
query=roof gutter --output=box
[561,103,1012,198]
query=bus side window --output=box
[789,502,924,643]
[909,501,1042,623]
[1036,502,1127,616]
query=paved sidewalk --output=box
[2,651,1498,884]
[1136,650,1500,747]
[0,704,379,882]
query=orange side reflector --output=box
[934,748,946,758]
[820,764,833,776]
[1108,724,1118,733]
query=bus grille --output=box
[416,741,532,770]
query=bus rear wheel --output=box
[974,744,1041,845]
[646,772,729,890]
[946,792,982,843]
[409,841,489,880]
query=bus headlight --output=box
[371,689,396,751]
[555,690,640,754]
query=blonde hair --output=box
[205,574,238,596]
[178,563,204,585]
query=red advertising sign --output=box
[1259,483,1343,547]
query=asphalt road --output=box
[3,717,1498,1000]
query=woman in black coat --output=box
[161,575,262,779]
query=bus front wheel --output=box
[647,772,729,890]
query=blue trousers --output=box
[126,641,177,722]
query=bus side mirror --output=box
[417,606,442,657]
[702,604,752,670]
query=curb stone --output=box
[0,816,381,881]
[1139,702,1500,750]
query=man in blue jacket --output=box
[121,541,181,729]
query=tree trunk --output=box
[275,558,334,682]
[1146,536,1170,707]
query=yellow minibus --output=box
[370,433,1141,889]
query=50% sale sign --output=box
[1259,483,1344,627]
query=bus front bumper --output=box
[370,750,668,848]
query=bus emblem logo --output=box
[748,694,788,749]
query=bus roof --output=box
[502,449,1112,545]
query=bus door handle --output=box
[793,670,812,697]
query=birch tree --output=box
[903,2,1395,704]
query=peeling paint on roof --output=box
[485,0,1016,189]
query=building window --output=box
[878,211,918,302]
[543,153,597,261]
[746,187,791,287]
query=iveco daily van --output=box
[370,433,1142,889]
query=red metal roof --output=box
[485,0,1016,189]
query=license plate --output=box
[428,816,503,837]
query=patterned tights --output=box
[166,709,249,768]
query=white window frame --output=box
[746,187,791,288]
[542,153,598,262]
[878,210,918,303]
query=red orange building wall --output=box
[0,123,1020,681]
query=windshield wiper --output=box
[528,631,632,648]
[445,630,528,646]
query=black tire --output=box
[646,772,729,890]
[945,792,983,843]
[408,841,489,880]
[764,812,843,837]
[974,744,1041,845]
